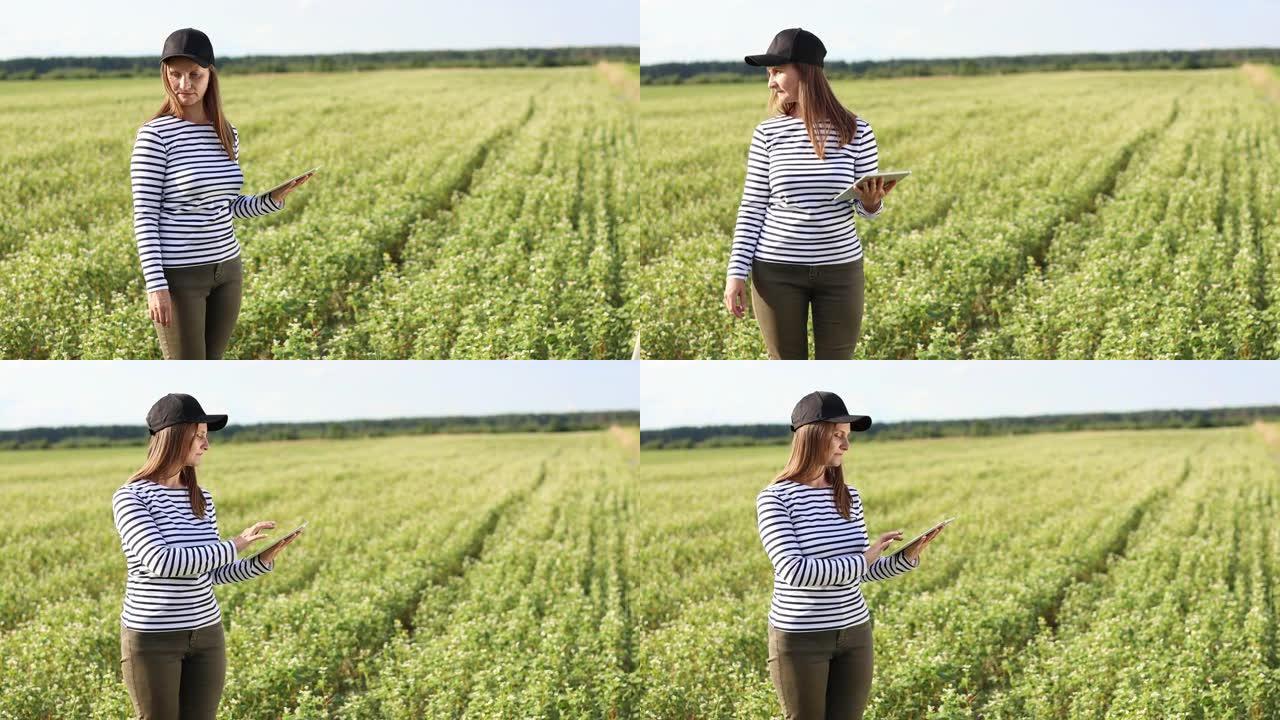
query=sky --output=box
[640,361,1280,430]
[0,0,638,60]
[0,361,638,430]
[641,0,1280,65]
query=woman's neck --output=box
[157,472,183,489]
[180,104,209,125]
[798,469,830,488]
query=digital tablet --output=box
[245,521,307,562]
[266,167,320,196]
[833,170,912,202]
[890,516,954,558]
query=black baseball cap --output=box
[162,28,215,68]
[745,28,827,68]
[147,394,227,435]
[791,391,871,432]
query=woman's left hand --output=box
[258,529,302,564]
[852,177,897,212]
[903,524,944,564]
[269,172,314,205]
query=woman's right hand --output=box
[864,530,904,565]
[148,290,173,327]
[724,277,748,318]
[232,521,276,552]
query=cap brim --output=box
[162,53,212,68]
[789,416,872,432]
[745,54,789,67]
[821,415,873,431]
[203,415,228,432]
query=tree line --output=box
[641,47,1280,85]
[641,406,1280,450]
[0,46,639,81]
[0,411,640,450]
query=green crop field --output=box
[0,64,637,359]
[635,68,1280,359]
[3,424,1278,718]
[0,430,638,719]
[632,425,1280,718]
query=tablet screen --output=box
[245,521,307,561]
[891,517,954,557]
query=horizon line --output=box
[640,401,1277,432]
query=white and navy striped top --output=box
[112,480,271,632]
[728,114,883,280]
[130,115,284,293]
[757,480,916,632]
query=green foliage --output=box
[641,406,1280,449]
[0,65,638,358]
[640,49,1280,85]
[4,426,1278,716]
[632,427,1280,718]
[0,47,640,81]
[0,412,639,449]
[635,69,1280,359]
[0,430,638,718]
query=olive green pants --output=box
[120,623,226,720]
[154,256,243,360]
[750,258,864,360]
[768,620,874,720]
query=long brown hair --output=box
[773,421,852,519]
[152,61,235,161]
[769,63,858,161]
[129,423,207,518]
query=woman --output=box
[724,28,898,360]
[131,28,311,359]
[757,390,942,720]
[112,393,299,719]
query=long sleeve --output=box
[863,550,917,582]
[727,125,771,280]
[205,498,273,584]
[130,125,170,292]
[851,122,884,219]
[210,556,273,584]
[228,128,285,219]
[758,491,868,587]
[112,487,237,578]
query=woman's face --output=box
[185,423,210,467]
[165,58,209,108]
[827,422,851,467]
[767,64,800,103]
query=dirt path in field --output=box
[596,62,639,103]
[385,93,539,271]
[609,424,640,454]
[322,456,553,711]
[1253,420,1280,448]
[969,452,1197,714]
[1241,63,1280,102]
[1251,421,1280,470]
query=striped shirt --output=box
[728,114,883,280]
[757,480,916,632]
[112,480,271,632]
[130,115,284,293]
